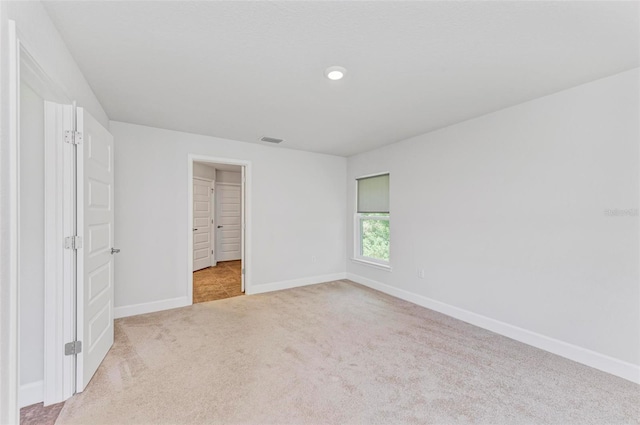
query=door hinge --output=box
[64,341,82,356]
[64,235,83,250]
[64,130,83,145]
[242,268,245,275]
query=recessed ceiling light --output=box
[325,66,346,81]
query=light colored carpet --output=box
[21,401,65,425]
[56,280,639,424]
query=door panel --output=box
[216,183,241,261]
[76,107,114,392]
[193,178,212,271]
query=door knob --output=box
[193,228,198,231]
[217,225,223,228]
[110,248,120,255]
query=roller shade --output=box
[357,174,389,213]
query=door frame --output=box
[3,20,20,422]
[43,102,76,405]
[187,155,251,302]
[210,179,216,267]
[6,19,78,414]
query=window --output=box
[355,173,390,267]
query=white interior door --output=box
[76,107,115,392]
[193,178,212,271]
[216,183,241,262]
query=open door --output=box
[75,107,115,391]
[215,183,242,261]
[193,177,213,271]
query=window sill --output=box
[350,258,392,272]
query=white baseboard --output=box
[346,273,640,384]
[114,296,190,319]
[19,380,43,408]
[247,272,348,295]
[113,272,349,318]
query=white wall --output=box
[216,170,241,184]
[193,162,216,180]
[193,164,241,183]
[5,1,108,128]
[19,82,44,390]
[112,121,347,309]
[347,69,639,370]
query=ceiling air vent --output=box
[260,136,284,144]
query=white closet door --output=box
[216,183,241,262]
[76,107,115,392]
[193,178,212,271]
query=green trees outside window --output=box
[360,216,390,261]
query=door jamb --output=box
[9,20,76,410]
[3,19,20,423]
[187,155,251,303]
[209,179,218,267]
[43,102,75,405]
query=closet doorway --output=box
[191,160,246,303]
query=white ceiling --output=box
[44,1,639,157]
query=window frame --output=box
[353,172,391,270]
